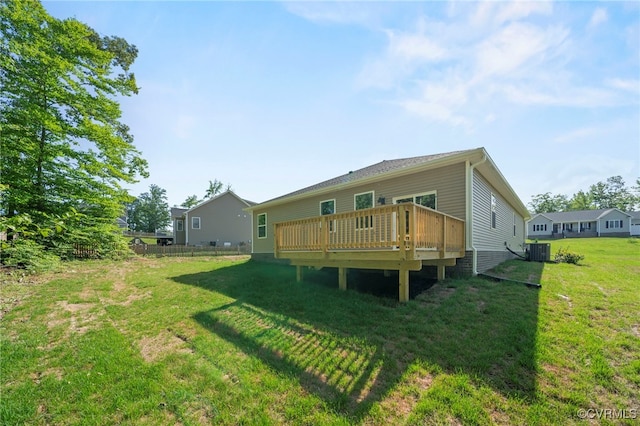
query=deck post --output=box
[296,265,304,282]
[338,267,348,291]
[399,268,410,302]
[437,264,446,281]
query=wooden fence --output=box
[130,244,250,257]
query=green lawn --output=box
[1,239,639,425]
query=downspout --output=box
[249,211,254,255]
[185,212,189,246]
[467,153,487,275]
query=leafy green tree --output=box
[0,0,147,223]
[126,185,170,233]
[182,195,200,208]
[0,0,147,266]
[204,179,224,199]
[589,176,634,210]
[528,192,569,213]
[632,178,640,210]
[567,190,593,211]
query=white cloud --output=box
[282,2,382,27]
[352,2,636,128]
[470,1,552,27]
[605,78,640,93]
[388,31,448,62]
[395,74,471,127]
[357,29,448,89]
[474,23,569,79]
[588,7,608,29]
[493,1,553,25]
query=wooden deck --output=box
[274,203,465,301]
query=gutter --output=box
[467,153,487,275]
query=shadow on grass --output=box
[172,260,540,420]
[486,259,546,284]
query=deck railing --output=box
[274,203,465,260]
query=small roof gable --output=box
[529,213,553,222]
[186,190,253,214]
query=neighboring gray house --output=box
[527,208,633,239]
[172,191,255,247]
[171,207,188,245]
[245,147,530,301]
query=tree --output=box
[204,179,224,199]
[182,195,200,208]
[126,185,170,233]
[632,178,640,210]
[0,0,148,266]
[0,0,147,224]
[589,176,634,211]
[567,190,593,211]
[528,192,569,213]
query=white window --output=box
[354,191,374,210]
[319,199,335,215]
[605,220,623,229]
[191,217,200,230]
[257,213,267,239]
[393,191,437,210]
[320,199,336,232]
[354,191,374,229]
[490,194,497,229]
[176,219,183,232]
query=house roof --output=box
[529,208,632,223]
[185,190,255,214]
[171,207,188,218]
[626,211,640,220]
[246,147,530,218]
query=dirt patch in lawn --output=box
[372,370,434,423]
[139,329,194,363]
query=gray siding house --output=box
[173,191,255,247]
[527,208,633,239]
[171,207,188,245]
[245,147,530,300]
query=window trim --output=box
[392,190,437,210]
[354,191,374,210]
[319,199,336,216]
[191,217,201,230]
[176,219,184,232]
[257,213,267,239]
[490,193,497,229]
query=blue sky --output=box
[43,1,639,209]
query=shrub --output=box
[0,239,61,273]
[554,247,585,265]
